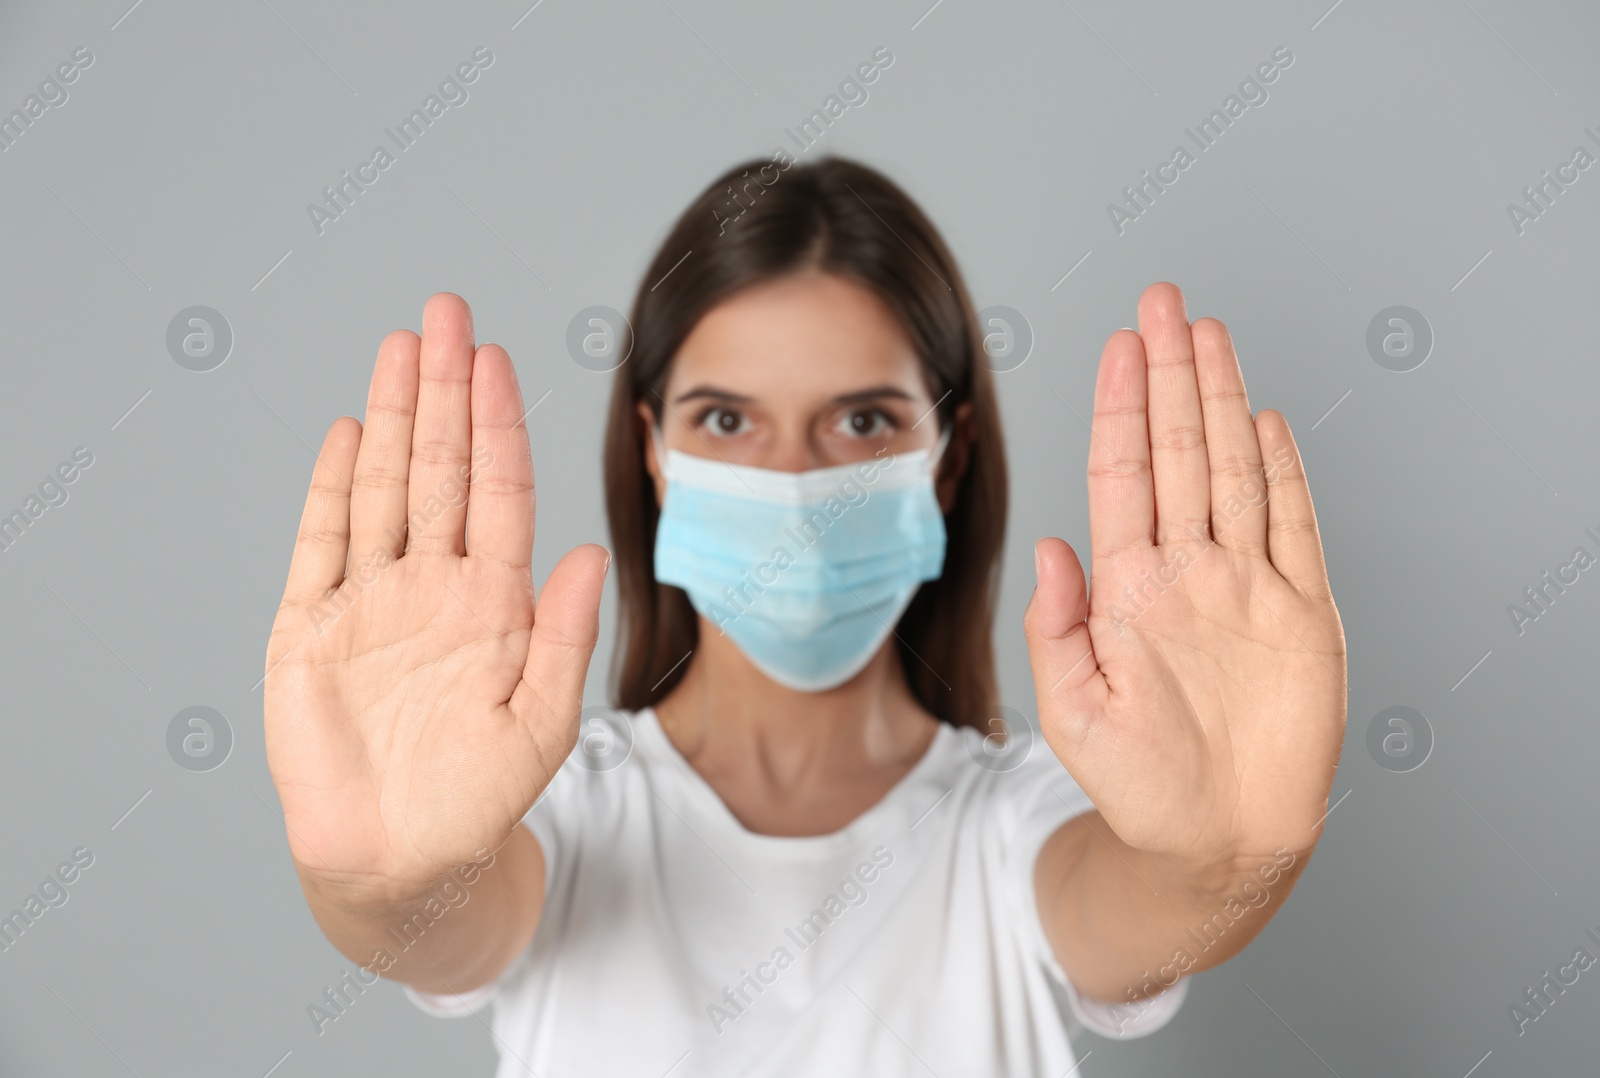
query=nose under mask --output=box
[651,428,951,692]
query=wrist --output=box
[1129,843,1310,956]
[297,865,435,920]
[296,846,501,917]
[1135,849,1245,908]
[1135,841,1310,905]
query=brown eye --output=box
[838,408,891,438]
[703,407,747,436]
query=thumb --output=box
[518,543,609,731]
[1023,537,1104,729]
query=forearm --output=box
[1036,813,1309,1004]
[298,823,545,996]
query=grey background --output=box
[1,0,1596,1074]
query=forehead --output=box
[664,271,925,399]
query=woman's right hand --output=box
[262,292,608,907]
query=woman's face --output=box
[639,270,967,502]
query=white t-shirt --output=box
[405,707,1186,1076]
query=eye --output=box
[699,406,748,437]
[835,408,895,438]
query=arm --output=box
[297,824,546,996]
[1035,813,1308,1003]
[1022,282,1347,1007]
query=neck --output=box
[652,616,938,778]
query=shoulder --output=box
[531,705,658,809]
[943,717,1094,827]
[520,706,665,851]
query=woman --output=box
[264,155,1347,1075]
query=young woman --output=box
[264,156,1346,1076]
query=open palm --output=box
[1025,283,1347,872]
[262,294,607,903]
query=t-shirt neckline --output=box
[634,706,956,859]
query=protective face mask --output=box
[652,427,950,692]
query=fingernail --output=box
[1033,541,1043,583]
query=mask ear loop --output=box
[927,423,955,482]
[650,422,671,480]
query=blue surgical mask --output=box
[652,427,951,692]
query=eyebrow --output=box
[670,384,915,406]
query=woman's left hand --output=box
[1023,282,1347,880]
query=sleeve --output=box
[403,974,501,1019]
[401,740,591,1019]
[994,734,1189,1040]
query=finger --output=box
[1191,317,1267,554]
[1138,283,1211,546]
[1024,538,1107,747]
[1257,410,1331,599]
[464,344,535,570]
[407,293,476,556]
[284,418,361,605]
[1086,330,1155,561]
[349,330,420,564]
[513,544,610,721]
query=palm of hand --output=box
[268,555,542,891]
[1026,283,1347,873]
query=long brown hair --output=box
[601,154,1007,730]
